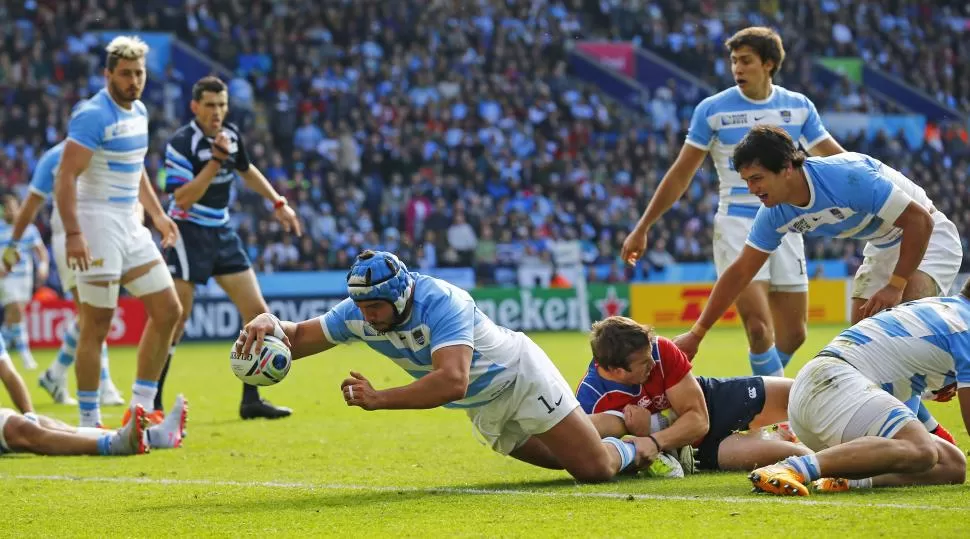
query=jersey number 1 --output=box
[537,394,563,415]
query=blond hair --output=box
[105,35,149,71]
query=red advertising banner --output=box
[576,41,634,77]
[25,297,148,348]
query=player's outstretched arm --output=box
[0,359,34,414]
[349,344,472,411]
[621,144,707,265]
[239,167,302,236]
[674,246,770,359]
[860,201,933,318]
[235,312,337,360]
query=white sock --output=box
[131,379,158,411]
[848,477,873,489]
[77,390,102,427]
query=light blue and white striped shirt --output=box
[66,88,148,210]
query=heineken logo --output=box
[473,285,629,332]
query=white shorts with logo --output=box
[1,274,32,306]
[714,213,808,291]
[788,355,918,451]
[74,207,162,283]
[467,335,580,455]
[852,211,962,299]
[51,232,76,292]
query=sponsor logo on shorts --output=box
[748,386,758,399]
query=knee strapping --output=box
[124,263,174,297]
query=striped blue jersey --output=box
[28,141,65,200]
[686,85,830,216]
[66,88,148,210]
[821,296,970,403]
[0,221,42,276]
[162,120,251,227]
[320,273,520,409]
[747,153,932,253]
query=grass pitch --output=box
[2,324,968,537]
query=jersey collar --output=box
[734,84,776,105]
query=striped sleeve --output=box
[162,142,195,192]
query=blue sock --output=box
[603,437,636,472]
[749,346,783,376]
[785,454,821,482]
[77,390,101,427]
[1,325,14,349]
[131,379,158,411]
[777,350,793,368]
[49,321,78,380]
[100,343,111,383]
[10,323,29,355]
[916,401,938,431]
[97,434,112,456]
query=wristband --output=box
[689,323,708,338]
[888,274,908,290]
[273,197,288,210]
[647,434,662,453]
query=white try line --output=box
[1,473,967,512]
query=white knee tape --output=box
[76,280,121,309]
[124,263,174,297]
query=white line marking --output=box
[1,473,966,512]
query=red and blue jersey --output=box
[575,336,692,416]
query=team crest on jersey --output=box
[411,328,426,346]
[780,110,792,123]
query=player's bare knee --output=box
[898,436,939,473]
[3,415,40,452]
[568,459,615,483]
[743,318,771,348]
[937,439,967,484]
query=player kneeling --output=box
[577,316,809,472]
[749,292,970,495]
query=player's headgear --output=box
[347,250,414,317]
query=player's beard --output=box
[109,80,142,104]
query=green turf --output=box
[1,324,967,537]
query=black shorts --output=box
[694,375,766,471]
[165,220,250,284]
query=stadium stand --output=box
[1,0,968,289]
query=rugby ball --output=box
[644,451,685,479]
[230,335,292,386]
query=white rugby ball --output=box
[230,335,292,386]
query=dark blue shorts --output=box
[165,221,250,284]
[694,375,767,471]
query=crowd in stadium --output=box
[1,0,968,290]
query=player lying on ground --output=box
[236,250,662,482]
[0,330,186,454]
[0,194,48,371]
[576,316,809,472]
[621,26,847,378]
[5,139,124,406]
[674,124,961,359]
[748,288,970,496]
